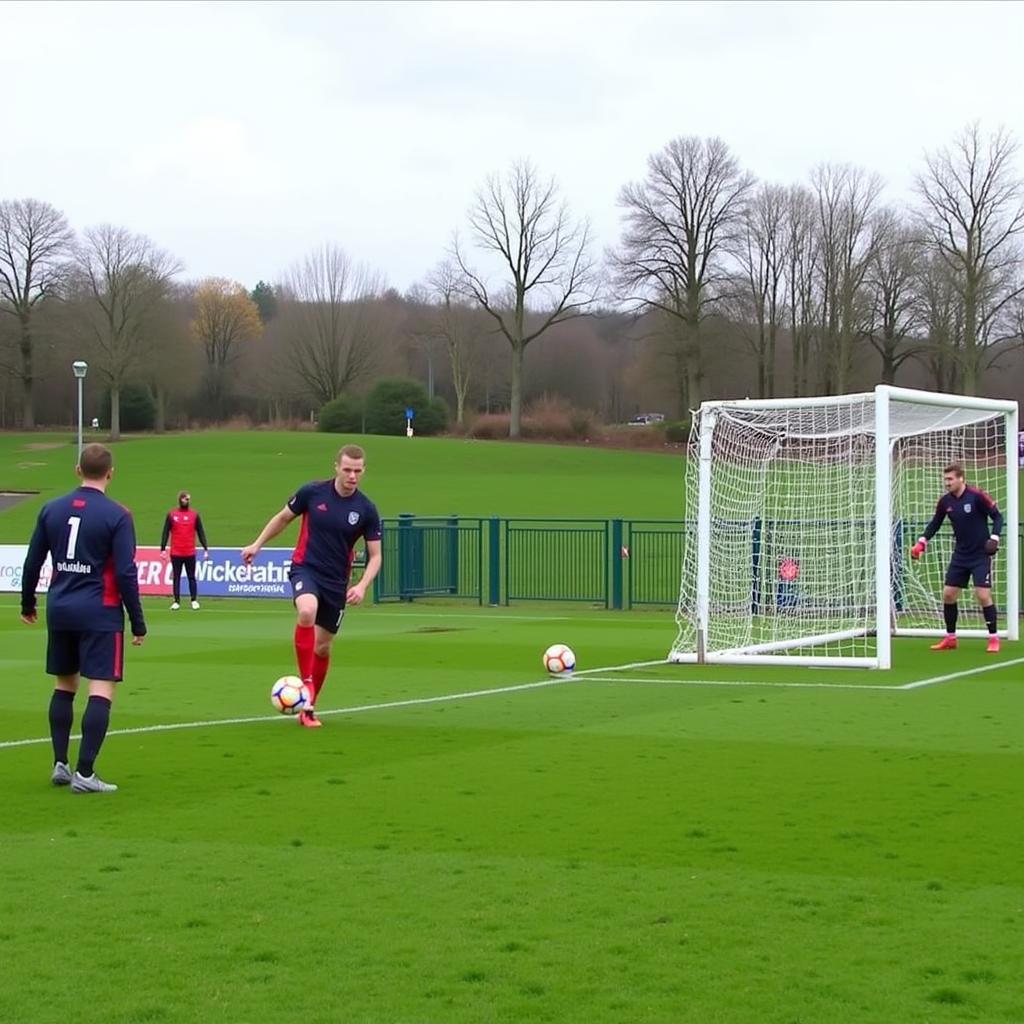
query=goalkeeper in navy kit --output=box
[910,462,1003,653]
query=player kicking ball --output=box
[241,445,382,727]
[910,462,1003,654]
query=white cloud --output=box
[2,0,1022,290]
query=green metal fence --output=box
[372,514,1024,611]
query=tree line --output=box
[2,121,1022,440]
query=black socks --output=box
[76,695,112,778]
[48,689,75,765]
[983,604,998,635]
[943,602,958,635]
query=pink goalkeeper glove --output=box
[910,538,927,560]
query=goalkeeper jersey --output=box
[922,486,1003,557]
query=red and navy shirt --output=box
[923,486,1003,558]
[287,480,382,589]
[161,508,208,557]
[21,486,147,635]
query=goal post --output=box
[670,385,1019,669]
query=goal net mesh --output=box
[670,395,1009,662]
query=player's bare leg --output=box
[50,674,78,785]
[931,584,961,650]
[976,586,1000,654]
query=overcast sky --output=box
[3,0,1022,292]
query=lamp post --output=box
[72,361,88,462]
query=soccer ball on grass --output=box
[543,643,576,675]
[271,675,312,715]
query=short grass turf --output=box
[2,597,1023,1024]
[0,431,685,543]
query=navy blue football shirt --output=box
[287,480,382,589]
[922,485,1003,558]
[21,486,147,635]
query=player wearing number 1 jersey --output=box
[241,444,383,728]
[20,444,147,793]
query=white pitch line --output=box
[898,655,1024,690]
[587,676,900,691]
[0,675,573,752]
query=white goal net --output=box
[671,386,1019,668]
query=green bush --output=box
[365,378,448,436]
[101,383,156,431]
[318,393,364,433]
[664,419,691,444]
[420,396,450,436]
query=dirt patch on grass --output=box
[22,442,67,451]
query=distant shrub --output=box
[364,378,447,436]
[319,393,365,434]
[101,383,156,431]
[420,396,450,435]
[467,413,511,439]
[465,396,598,441]
[664,419,691,444]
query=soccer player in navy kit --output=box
[20,444,147,793]
[241,445,383,728]
[160,490,210,610]
[911,463,1003,653]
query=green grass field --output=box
[2,432,1023,1023]
[0,431,684,542]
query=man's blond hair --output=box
[338,444,365,462]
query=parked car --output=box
[628,413,666,426]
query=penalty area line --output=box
[0,675,574,753]
[587,676,899,691]
[899,655,1024,690]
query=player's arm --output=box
[911,500,946,559]
[195,514,210,556]
[981,492,1004,554]
[20,510,50,624]
[347,539,382,604]
[113,513,147,641]
[160,513,171,556]
[347,508,383,604]
[241,505,296,564]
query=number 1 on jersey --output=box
[66,515,82,559]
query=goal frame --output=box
[679,385,1018,669]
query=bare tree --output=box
[811,164,883,393]
[915,254,964,392]
[424,259,487,426]
[613,136,754,413]
[279,245,384,408]
[74,225,181,440]
[784,185,819,397]
[454,160,595,437]
[915,123,1024,393]
[0,199,74,428]
[731,183,787,398]
[863,209,924,384]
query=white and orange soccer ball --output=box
[543,643,576,675]
[271,676,312,715]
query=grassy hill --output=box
[0,431,686,543]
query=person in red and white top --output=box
[160,491,209,610]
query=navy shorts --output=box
[945,556,992,589]
[46,629,125,682]
[289,568,347,634]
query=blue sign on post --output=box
[405,407,415,420]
